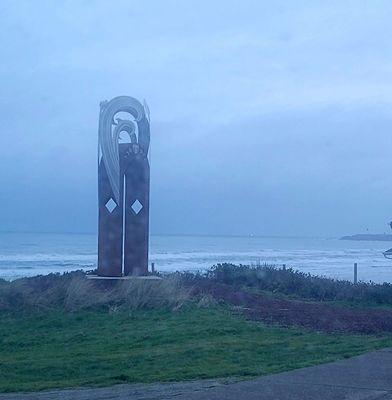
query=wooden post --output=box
[354,263,358,284]
[151,262,155,274]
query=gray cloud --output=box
[1,0,391,236]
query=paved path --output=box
[2,348,392,399]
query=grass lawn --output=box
[1,306,392,392]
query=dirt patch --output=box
[190,282,392,334]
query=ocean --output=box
[0,232,392,283]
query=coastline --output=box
[2,232,392,283]
[340,234,392,242]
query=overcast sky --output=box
[1,0,392,237]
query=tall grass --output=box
[0,271,189,312]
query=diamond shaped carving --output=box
[105,198,117,213]
[131,199,143,214]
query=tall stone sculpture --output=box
[97,96,150,276]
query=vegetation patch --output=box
[195,263,392,306]
[1,266,392,392]
[0,271,189,312]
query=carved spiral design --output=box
[98,96,150,202]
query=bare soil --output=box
[191,281,392,334]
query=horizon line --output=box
[0,229,339,240]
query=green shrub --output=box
[200,263,392,306]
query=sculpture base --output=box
[86,275,162,280]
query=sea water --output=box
[0,232,391,283]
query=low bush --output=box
[199,263,392,306]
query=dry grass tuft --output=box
[0,271,190,312]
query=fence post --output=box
[354,263,358,284]
[151,262,155,274]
